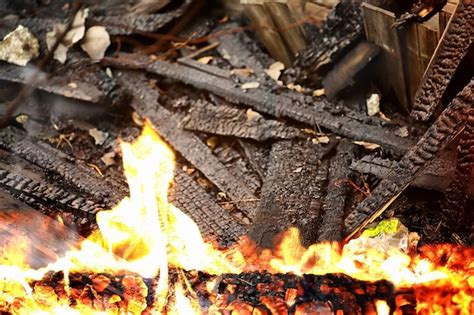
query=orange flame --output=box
[0,122,472,314]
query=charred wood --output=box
[441,106,474,227]
[238,139,270,181]
[351,149,474,197]
[249,140,330,247]
[89,0,193,35]
[294,2,364,84]
[322,41,380,99]
[411,1,474,121]
[104,54,414,156]
[0,64,105,103]
[212,142,262,196]
[116,70,258,219]
[181,100,303,141]
[0,126,125,205]
[171,170,246,245]
[344,79,474,239]
[213,272,399,314]
[0,191,82,268]
[317,140,355,242]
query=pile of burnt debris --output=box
[0,0,472,247]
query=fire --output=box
[0,122,472,314]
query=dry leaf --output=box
[46,8,89,63]
[131,0,171,14]
[81,26,110,61]
[287,83,304,93]
[246,108,262,121]
[396,126,409,138]
[197,56,213,64]
[293,167,303,173]
[313,136,330,144]
[0,25,39,66]
[101,151,116,167]
[89,128,109,146]
[378,111,391,122]
[231,68,254,77]
[354,141,381,150]
[265,61,284,82]
[313,88,325,97]
[241,81,260,89]
[366,93,380,116]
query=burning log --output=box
[212,272,402,314]
[0,191,82,268]
[411,0,473,121]
[104,54,414,156]
[344,79,474,239]
[116,70,258,219]
[181,100,303,141]
[3,270,415,315]
[249,140,331,247]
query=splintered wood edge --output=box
[343,189,406,243]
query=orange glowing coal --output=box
[0,122,472,314]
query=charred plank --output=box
[411,1,474,121]
[0,64,105,103]
[249,140,330,247]
[181,100,303,141]
[238,139,270,181]
[171,170,247,245]
[317,140,355,242]
[104,54,414,155]
[116,70,257,219]
[0,126,125,205]
[344,79,474,239]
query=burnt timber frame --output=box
[344,0,473,239]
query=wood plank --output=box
[362,3,410,111]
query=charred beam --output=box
[0,126,125,205]
[171,170,247,245]
[317,140,355,242]
[249,140,330,247]
[0,63,105,103]
[116,70,257,219]
[344,79,474,239]
[181,100,303,141]
[238,139,270,181]
[104,54,414,156]
[411,1,474,121]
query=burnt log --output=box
[104,54,414,156]
[2,270,413,314]
[344,79,474,239]
[238,139,271,181]
[317,140,355,242]
[411,0,474,121]
[249,140,330,247]
[116,70,258,219]
[181,100,303,141]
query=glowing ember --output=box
[0,122,472,314]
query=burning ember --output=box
[0,122,472,314]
